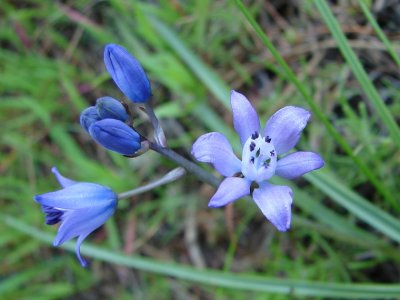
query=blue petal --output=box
[230,90,260,146]
[34,182,116,210]
[263,106,310,154]
[192,132,241,177]
[252,183,293,231]
[89,119,141,156]
[53,203,116,247]
[96,96,128,122]
[104,44,151,103]
[208,177,251,207]
[276,151,324,179]
[75,232,91,267]
[51,167,76,188]
[80,106,101,133]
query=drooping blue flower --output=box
[80,106,101,133]
[104,44,151,103]
[96,96,129,122]
[34,167,117,267]
[191,90,324,231]
[89,118,141,156]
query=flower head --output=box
[104,44,151,103]
[192,91,324,231]
[34,167,117,267]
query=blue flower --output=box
[34,167,117,267]
[192,91,324,231]
[104,44,151,103]
[89,119,141,156]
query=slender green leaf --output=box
[3,215,400,299]
[314,0,400,149]
[358,1,400,67]
[306,170,400,243]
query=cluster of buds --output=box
[34,44,165,266]
[79,44,155,156]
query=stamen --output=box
[263,158,271,167]
[249,141,256,152]
[256,148,261,157]
[250,157,255,164]
[251,131,259,140]
[270,150,275,157]
[265,136,271,143]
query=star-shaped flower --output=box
[192,91,324,231]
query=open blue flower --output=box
[192,91,324,231]
[34,167,117,267]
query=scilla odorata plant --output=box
[34,43,324,266]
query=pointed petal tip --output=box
[276,224,290,232]
[230,90,239,97]
[76,247,89,268]
[80,259,89,268]
[33,195,42,203]
[208,200,221,208]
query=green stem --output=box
[149,142,220,188]
[118,167,186,199]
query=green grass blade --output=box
[314,0,400,149]
[148,17,230,106]
[306,170,400,243]
[3,215,400,299]
[234,0,397,209]
[359,1,400,67]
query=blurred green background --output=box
[1,0,399,299]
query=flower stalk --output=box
[118,167,187,199]
[148,141,220,188]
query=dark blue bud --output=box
[104,44,151,103]
[89,119,141,155]
[80,106,101,133]
[96,96,129,122]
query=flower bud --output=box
[104,44,151,103]
[80,106,101,133]
[96,96,129,122]
[89,119,141,155]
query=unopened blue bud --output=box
[89,119,141,155]
[96,96,129,122]
[104,44,151,103]
[80,106,101,133]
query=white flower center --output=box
[241,132,277,183]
